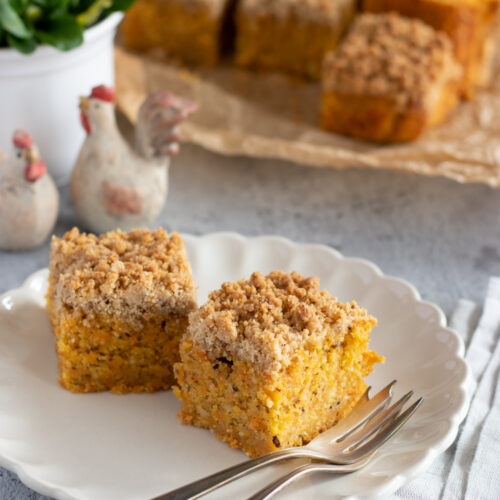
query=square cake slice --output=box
[120,0,235,66]
[174,271,383,457]
[320,13,462,143]
[47,227,197,393]
[362,0,500,97]
[235,0,357,79]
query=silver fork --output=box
[153,380,410,500]
[248,396,424,500]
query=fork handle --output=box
[247,463,354,500]
[151,448,326,500]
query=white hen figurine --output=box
[71,85,197,234]
[0,130,59,250]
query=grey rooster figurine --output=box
[0,130,58,250]
[71,85,197,233]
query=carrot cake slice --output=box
[362,0,500,98]
[320,13,462,142]
[174,270,383,457]
[235,0,357,79]
[47,227,197,393]
[120,0,236,66]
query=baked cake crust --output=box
[174,270,383,457]
[321,13,462,142]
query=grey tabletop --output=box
[1,144,500,499]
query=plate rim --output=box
[0,231,473,500]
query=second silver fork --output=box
[248,394,424,500]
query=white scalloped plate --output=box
[0,233,471,500]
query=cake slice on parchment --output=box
[320,13,462,143]
[47,227,197,393]
[234,0,357,79]
[120,0,236,66]
[174,270,383,457]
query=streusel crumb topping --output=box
[49,227,197,321]
[323,13,461,107]
[187,270,376,374]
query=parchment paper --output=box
[115,47,500,187]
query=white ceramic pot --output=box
[0,13,123,186]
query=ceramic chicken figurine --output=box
[71,85,197,233]
[0,130,59,250]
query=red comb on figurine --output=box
[24,160,47,183]
[91,85,115,103]
[13,130,33,149]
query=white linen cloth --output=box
[393,277,500,500]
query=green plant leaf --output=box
[9,0,30,12]
[35,14,83,50]
[34,0,70,9]
[1,0,133,52]
[6,31,36,52]
[107,0,135,12]
[0,0,31,38]
[70,0,94,10]
[50,0,73,17]
[25,5,42,22]
[76,0,111,26]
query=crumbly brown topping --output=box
[323,13,462,107]
[49,227,197,322]
[187,270,376,374]
[240,0,356,24]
